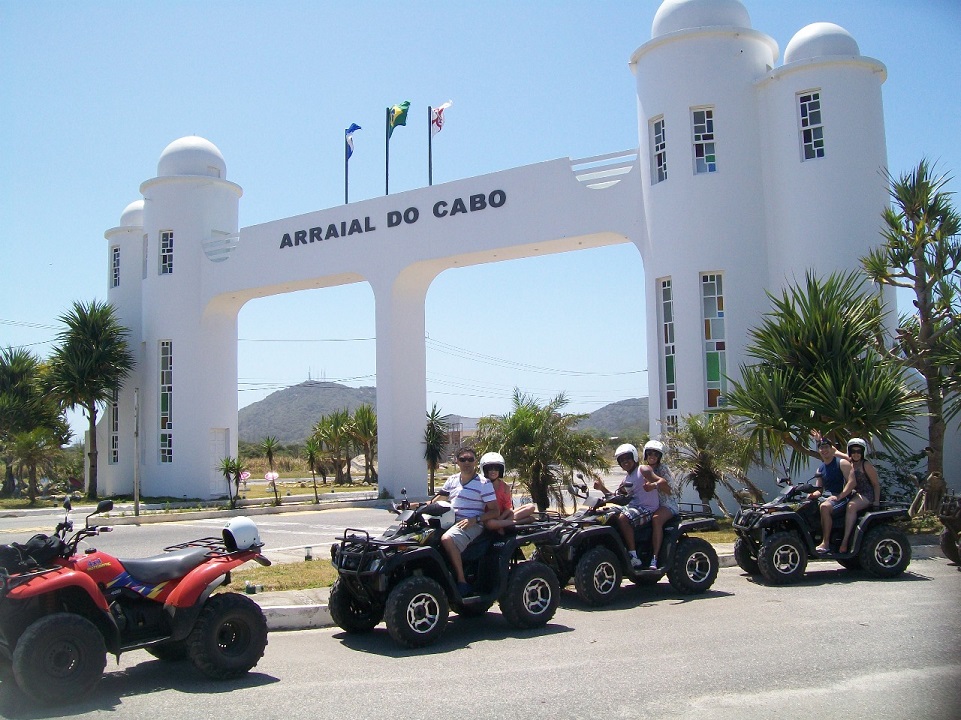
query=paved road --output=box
[0,506,398,562]
[1,556,958,719]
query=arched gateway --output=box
[99,0,893,499]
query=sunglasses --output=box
[458,457,475,463]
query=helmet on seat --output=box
[222,516,262,551]
[643,440,666,461]
[614,443,638,463]
[479,451,506,479]
[847,438,868,455]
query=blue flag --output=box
[345,123,362,161]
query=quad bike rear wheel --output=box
[668,537,719,594]
[574,546,622,606]
[187,592,268,679]
[13,613,106,705]
[500,561,559,629]
[859,525,911,578]
[329,578,384,633]
[384,576,449,648]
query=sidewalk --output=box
[248,537,943,632]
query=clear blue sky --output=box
[2,1,959,440]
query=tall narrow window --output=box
[651,117,668,184]
[111,247,120,288]
[160,230,174,275]
[109,389,119,464]
[701,273,727,409]
[142,234,148,279]
[659,278,678,430]
[159,340,173,463]
[798,91,825,160]
[692,108,717,174]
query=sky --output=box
[2,0,959,440]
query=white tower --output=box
[633,0,889,433]
[102,137,243,499]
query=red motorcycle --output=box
[0,498,271,705]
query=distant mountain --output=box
[578,397,650,436]
[238,382,376,444]
[238,381,649,444]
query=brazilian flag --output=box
[388,101,410,138]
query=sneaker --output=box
[630,556,644,570]
[456,581,473,596]
[649,557,658,570]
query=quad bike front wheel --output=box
[187,592,269,679]
[860,525,911,578]
[757,532,807,585]
[939,527,961,565]
[500,561,559,629]
[12,613,107,705]
[668,537,719,594]
[574,546,622,606]
[384,576,450,648]
[329,578,384,633]
[733,537,760,575]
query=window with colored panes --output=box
[701,273,726,408]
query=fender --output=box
[5,567,109,611]
[163,553,252,608]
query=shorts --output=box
[820,496,848,514]
[623,506,653,527]
[442,520,484,552]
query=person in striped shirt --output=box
[432,447,498,596]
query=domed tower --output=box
[136,136,243,499]
[630,0,779,430]
[757,22,889,287]
[100,200,145,495]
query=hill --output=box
[238,382,376,443]
[578,397,649,436]
[238,381,649,444]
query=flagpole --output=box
[428,105,433,187]
[385,106,390,195]
[345,137,349,205]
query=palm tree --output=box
[48,300,134,500]
[861,159,961,479]
[725,271,922,475]
[423,403,449,496]
[351,404,377,483]
[303,437,321,503]
[664,413,763,517]
[218,456,238,509]
[11,427,62,504]
[475,389,608,512]
[261,435,281,505]
[1,348,55,496]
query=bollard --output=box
[305,546,313,561]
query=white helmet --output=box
[479,451,506,478]
[643,440,666,461]
[614,443,638,462]
[222,516,262,551]
[847,438,868,455]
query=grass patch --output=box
[222,559,338,592]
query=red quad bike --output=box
[0,499,271,706]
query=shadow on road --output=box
[0,657,278,719]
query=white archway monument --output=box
[214,153,644,498]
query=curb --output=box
[103,498,393,526]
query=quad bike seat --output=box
[119,547,212,584]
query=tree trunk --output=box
[86,403,99,500]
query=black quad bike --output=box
[529,483,720,606]
[732,476,912,584]
[329,491,561,648]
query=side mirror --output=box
[63,497,73,512]
[96,499,114,514]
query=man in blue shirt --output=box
[812,438,855,553]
